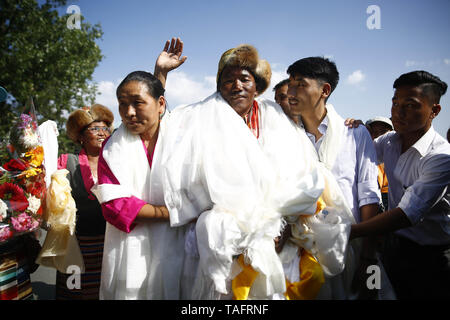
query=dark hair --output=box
[367,121,393,131]
[393,70,447,104]
[273,79,290,92]
[287,57,339,99]
[116,71,165,99]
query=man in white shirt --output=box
[350,70,450,299]
[286,57,381,299]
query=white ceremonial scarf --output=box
[92,116,186,300]
[161,93,353,300]
[162,93,287,299]
[38,120,59,188]
[316,104,345,170]
[258,100,355,278]
[92,123,154,204]
[296,103,360,299]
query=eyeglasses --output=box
[85,126,111,133]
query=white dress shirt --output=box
[374,127,450,245]
[301,115,381,223]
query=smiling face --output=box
[117,80,165,137]
[80,121,111,151]
[287,74,328,118]
[391,85,440,136]
[219,66,258,117]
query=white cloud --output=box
[165,72,216,110]
[96,80,119,109]
[406,59,446,67]
[95,80,121,127]
[405,60,418,67]
[347,70,365,85]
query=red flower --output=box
[26,180,45,197]
[0,182,29,212]
[2,159,28,171]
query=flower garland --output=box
[0,109,46,243]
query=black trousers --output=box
[381,234,450,299]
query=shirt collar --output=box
[411,126,436,157]
[318,115,328,135]
[298,112,329,135]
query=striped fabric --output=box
[55,234,104,300]
[0,243,34,300]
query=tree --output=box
[0,0,103,156]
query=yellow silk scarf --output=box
[284,250,324,300]
[232,198,326,300]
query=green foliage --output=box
[0,0,103,156]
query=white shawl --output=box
[92,117,186,300]
[317,104,345,170]
[162,93,285,299]
[161,93,353,299]
[293,103,360,299]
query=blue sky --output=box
[61,0,450,136]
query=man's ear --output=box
[322,83,331,99]
[431,104,441,119]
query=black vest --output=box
[65,154,106,236]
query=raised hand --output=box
[154,37,187,88]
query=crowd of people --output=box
[1,38,449,300]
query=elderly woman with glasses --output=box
[55,104,114,300]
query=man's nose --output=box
[287,85,295,98]
[231,79,243,91]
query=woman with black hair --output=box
[92,39,187,300]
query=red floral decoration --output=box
[3,158,28,171]
[0,182,29,212]
[28,180,45,198]
[0,107,46,243]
